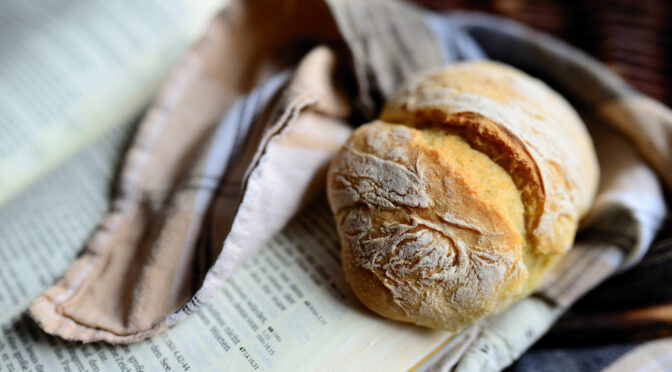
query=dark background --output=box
[413,0,672,108]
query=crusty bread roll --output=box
[326,61,599,331]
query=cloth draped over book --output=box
[27,0,671,369]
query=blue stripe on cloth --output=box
[424,12,486,62]
[193,70,291,213]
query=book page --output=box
[0,195,454,371]
[0,0,223,207]
[0,120,136,325]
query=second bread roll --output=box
[326,61,599,331]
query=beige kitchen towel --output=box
[28,0,441,343]
[28,44,351,342]
[603,338,672,372]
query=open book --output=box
[0,0,221,207]
[1,192,456,370]
[0,0,456,370]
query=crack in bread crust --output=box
[382,110,545,244]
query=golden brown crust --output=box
[383,110,545,245]
[327,61,599,332]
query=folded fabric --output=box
[603,338,672,372]
[29,1,671,370]
[29,0,439,343]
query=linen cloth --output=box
[29,0,671,369]
[603,338,672,372]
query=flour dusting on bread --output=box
[327,61,598,332]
